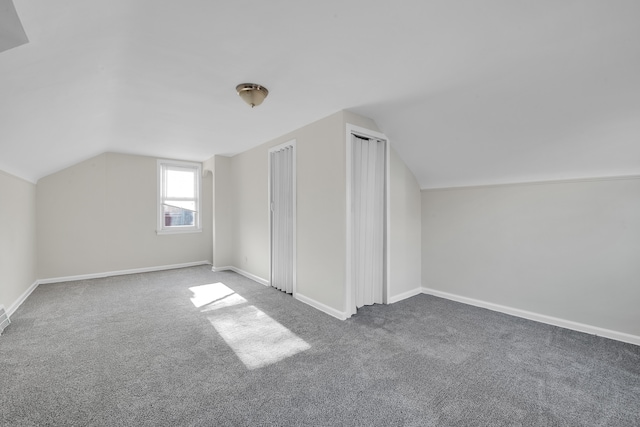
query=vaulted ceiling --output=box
[1,0,639,187]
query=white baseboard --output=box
[211,266,345,320]
[294,293,347,321]
[422,287,640,347]
[212,266,269,287]
[38,261,211,285]
[7,280,40,318]
[388,287,423,304]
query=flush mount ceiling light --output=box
[236,83,269,108]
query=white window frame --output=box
[157,159,202,235]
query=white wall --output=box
[211,155,234,268]
[212,111,383,314]
[37,153,212,279]
[227,141,271,281]
[219,111,352,312]
[0,170,37,315]
[388,147,422,302]
[37,154,108,277]
[422,177,640,340]
[212,110,422,318]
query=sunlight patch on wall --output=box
[208,305,310,370]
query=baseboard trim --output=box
[388,287,423,304]
[211,266,345,320]
[294,293,347,321]
[7,280,40,318]
[38,261,211,285]
[212,266,269,287]
[422,287,640,346]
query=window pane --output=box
[163,204,195,226]
[166,169,195,198]
[165,200,196,211]
[158,160,201,232]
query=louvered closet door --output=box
[351,134,385,310]
[270,143,295,294]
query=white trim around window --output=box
[157,159,202,235]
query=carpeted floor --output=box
[1,265,639,426]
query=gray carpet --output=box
[1,265,639,426]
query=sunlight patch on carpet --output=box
[189,283,246,310]
[208,305,310,370]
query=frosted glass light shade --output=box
[236,83,269,107]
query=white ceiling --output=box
[1,0,639,188]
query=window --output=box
[157,159,201,234]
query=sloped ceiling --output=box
[1,0,639,187]
[0,0,28,53]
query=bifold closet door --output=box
[351,135,385,310]
[270,144,295,294]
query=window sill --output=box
[157,228,203,236]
